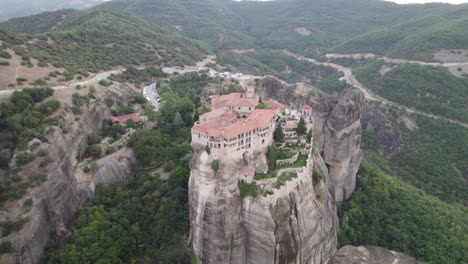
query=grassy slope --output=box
[0,11,209,73]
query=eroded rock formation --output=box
[329,246,422,264]
[190,76,365,263]
[256,76,364,201]
[0,85,137,264]
[190,147,337,264]
[323,90,364,201]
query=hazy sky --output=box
[387,0,468,3]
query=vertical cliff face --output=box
[323,90,364,201]
[0,85,137,264]
[190,77,365,263]
[256,76,364,201]
[189,149,338,264]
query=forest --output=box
[338,158,468,264]
[355,62,468,122]
[43,73,218,263]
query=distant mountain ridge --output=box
[0,0,106,21]
[0,9,80,35]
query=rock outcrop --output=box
[256,76,364,201]
[0,85,137,264]
[361,105,402,152]
[190,76,365,263]
[323,90,364,201]
[190,148,337,264]
[329,246,422,264]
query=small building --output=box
[302,104,313,121]
[211,93,259,117]
[111,113,143,125]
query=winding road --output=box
[284,50,468,128]
[0,56,216,97]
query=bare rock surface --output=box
[0,85,137,264]
[256,76,364,201]
[329,246,423,264]
[190,76,365,263]
[190,150,338,264]
[323,90,364,201]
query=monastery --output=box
[191,91,313,160]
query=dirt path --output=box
[284,50,468,128]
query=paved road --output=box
[0,68,126,96]
[143,82,160,110]
[285,50,468,128]
[0,56,215,97]
[326,53,468,67]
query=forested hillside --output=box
[0,9,79,35]
[0,0,103,22]
[0,11,208,75]
[43,73,219,263]
[93,0,254,49]
[334,5,468,60]
[338,158,467,264]
[355,62,468,122]
[91,0,468,59]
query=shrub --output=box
[23,198,33,207]
[88,144,102,158]
[38,61,48,67]
[312,168,323,188]
[0,241,12,254]
[1,218,29,236]
[16,77,27,84]
[106,146,116,154]
[99,80,112,87]
[0,61,9,66]
[88,133,102,145]
[16,153,36,165]
[0,156,9,169]
[90,162,99,172]
[205,145,211,154]
[105,98,114,107]
[72,93,83,106]
[239,182,258,197]
[211,160,220,172]
[83,166,90,173]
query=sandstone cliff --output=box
[190,76,365,263]
[0,85,137,264]
[190,148,337,264]
[256,76,364,201]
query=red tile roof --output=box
[265,99,285,110]
[211,93,258,110]
[303,104,312,111]
[111,113,142,124]
[193,109,279,139]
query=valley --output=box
[0,0,467,264]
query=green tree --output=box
[88,144,102,158]
[274,123,285,143]
[296,117,307,136]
